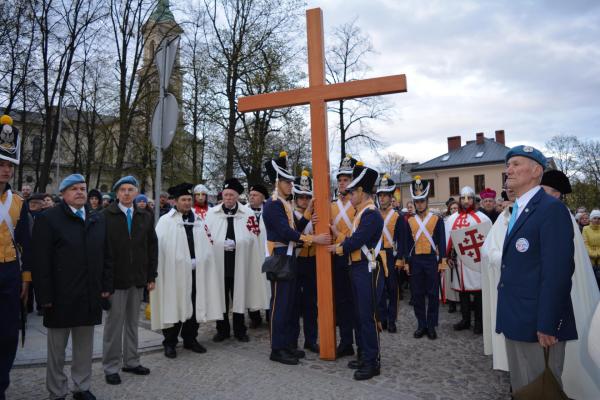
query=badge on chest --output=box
[515,238,529,253]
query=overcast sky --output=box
[302,0,600,165]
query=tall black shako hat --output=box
[410,175,430,200]
[293,170,313,197]
[376,173,396,194]
[345,162,378,194]
[167,182,194,199]
[265,151,295,183]
[0,115,21,165]
[223,178,244,195]
[336,154,358,178]
[541,169,572,195]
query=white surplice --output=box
[150,208,224,330]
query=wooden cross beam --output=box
[238,7,407,361]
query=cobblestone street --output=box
[8,298,510,400]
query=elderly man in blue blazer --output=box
[496,145,577,393]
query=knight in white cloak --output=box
[150,183,224,359]
[482,171,600,399]
[445,186,491,334]
[246,183,270,329]
[205,178,268,343]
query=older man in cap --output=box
[33,174,112,400]
[479,188,499,223]
[102,176,158,385]
[0,115,32,400]
[497,146,577,394]
[206,178,268,342]
[151,183,223,359]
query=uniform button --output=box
[501,264,505,269]
[500,283,504,288]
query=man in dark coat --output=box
[33,174,113,400]
[102,176,158,385]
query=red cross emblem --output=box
[457,228,485,263]
[246,216,260,236]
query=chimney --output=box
[476,132,484,145]
[447,136,461,152]
[495,130,505,145]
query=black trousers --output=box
[216,276,246,337]
[458,291,482,328]
[0,262,20,400]
[162,271,200,346]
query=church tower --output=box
[139,0,183,102]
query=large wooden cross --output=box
[237,7,407,360]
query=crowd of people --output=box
[1,113,599,399]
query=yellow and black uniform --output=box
[0,185,32,397]
[331,196,357,350]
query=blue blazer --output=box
[496,188,577,342]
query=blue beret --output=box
[112,175,139,192]
[134,194,148,204]
[505,145,547,169]
[59,174,86,192]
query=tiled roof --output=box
[412,138,509,171]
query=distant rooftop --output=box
[412,131,509,172]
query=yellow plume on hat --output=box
[301,170,310,177]
[0,115,13,125]
[356,161,364,166]
[279,151,287,158]
[383,173,390,179]
[414,175,421,181]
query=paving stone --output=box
[8,297,510,399]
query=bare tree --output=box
[203,0,303,179]
[108,0,162,182]
[33,0,105,191]
[379,151,407,178]
[181,5,215,183]
[326,18,390,159]
[544,135,580,179]
[577,139,600,187]
[0,0,37,113]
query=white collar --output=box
[118,202,134,215]
[515,185,540,217]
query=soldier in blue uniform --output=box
[328,164,383,380]
[376,174,406,333]
[402,177,447,340]
[290,171,319,353]
[262,152,330,366]
[330,155,358,357]
[0,115,32,400]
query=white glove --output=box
[191,258,197,270]
[224,239,236,251]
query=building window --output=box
[449,177,459,196]
[474,174,485,193]
[425,179,435,198]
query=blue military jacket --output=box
[340,201,383,264]
[496,188,577,342]
[263,197,308,255]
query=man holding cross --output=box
[328,163,383,380]
[331,155,358,356]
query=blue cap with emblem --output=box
[505,145,547,169]
[59,174,86,192]
[112,175,139,192]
